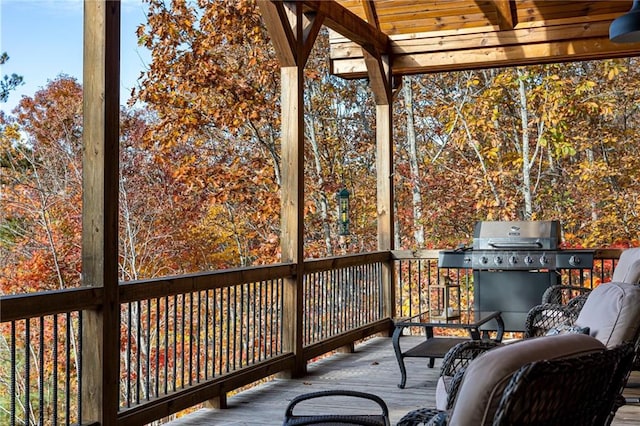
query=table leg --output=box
[495,313,505,342]
[392,326,408,389]
[425,326,435,368]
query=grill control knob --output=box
[509,255,518,265]
[569,255,581,266]
[479,256,489,265]
[524,255,534,265]
[540,255,549,265]
[494,256,503,265]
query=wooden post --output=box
[280,63,306,377]
[376,103,395,321]
[258,0,324,378]
[81,1,120,423]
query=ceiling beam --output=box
[331,36,640,77]
[493,0,516,30]
[301,0,390,56]
[332,21,623,58]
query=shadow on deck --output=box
[168,336,640,425]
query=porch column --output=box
[364,49,395,321]
[358,0,396,319]
[258,0,324,378]
[82,0,121,423]
[377,103,395,320]
[281,64,306,376]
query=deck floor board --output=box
[168,336,640,425]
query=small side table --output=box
[392,311,504,388]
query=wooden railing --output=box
[0,253,390,425]
[0,248,622,425]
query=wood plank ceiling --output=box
[325,0,640,78]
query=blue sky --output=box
[1,0,150,114]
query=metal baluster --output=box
[53,315,58,426]
[239,284,244,369]
[279,278,284,353]
[180,294,186,389]
[65,313,71,425]
[217,288,224,375]
[164,295,169,395]
[39,316,45,424]
[251,282,256,364]
[305,275,310,344]
[126,303,132,406]
[146,299,151,400]
[155,297,160,398]
[196,291,202,381]
[212,289,219,376]
[258,281,264,362]
[10,321,16,426]
[188,292,193,386]
[25,319,30,425]
[77,311,82,425]
[137,300,142,404]
[173,295,177,392]
[225,286,231,373]
[204,290,210,380]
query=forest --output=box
[2,0,640,297]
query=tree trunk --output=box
[305,114,333,256]
[517,69,533,220]
[402,76,424,247]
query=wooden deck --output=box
[168,336,640,425]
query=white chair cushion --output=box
[435,375,451,410]
[612,248,640,284]
[575,281,640,347]
[447,334,605,426]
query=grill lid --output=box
[473,220,561,251]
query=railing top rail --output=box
[391,249,442,260]
[120,262,296,302]
[1,286,103,322]
[303,251,390,274]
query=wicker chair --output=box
[282,390,390,426]
[541,284,592,305]
[397,336,635,426]
[432,281,640,412]
[530,247,640,337]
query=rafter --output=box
[493,0,516,30]
[301,0,390,56]
[299,10,324,66]
[360,0,391,104]
[361,0,379,28]
[257,1,297,66]
[258,1,326,67]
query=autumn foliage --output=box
[1,1,640,292]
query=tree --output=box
[391,59,640,249]
[1,76,83,294]
[0,52,24,103]
[134,0,283,267]
[134,0,380,262]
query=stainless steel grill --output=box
[439,220,594,331]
